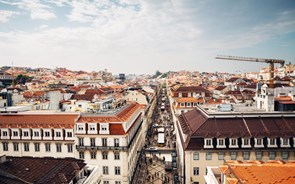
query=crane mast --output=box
[216,55,285,88]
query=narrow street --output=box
[132,84,177,184]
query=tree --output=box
[15,74,30,84]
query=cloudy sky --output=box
[0,0,294,74]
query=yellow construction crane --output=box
[215,55,285,88]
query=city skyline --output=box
[0,0,295,74]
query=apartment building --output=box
[0,102,144,184]
[176,105,295,184]
[75,103,144,184]
[0,113,78,158]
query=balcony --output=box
[76,145,128,151]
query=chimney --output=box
[0,154,7,164]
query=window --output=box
[282,151,289,160]
[24,142,29,152]
[218,152,224,160]
[89,124,96,131]
[90,138,96,146]
[231,139,237,145]
[102,151,108,160]
[56,132,61,137]
[103,181,109,184]
[114,138,119,147]
[2,131,8,136]
[13,131,18,136]
[218,139,224,146]
[67,132,73,137]
[114,152,120,160]
[206,152,212,160]
[243,138,249,145]
[115,166,121,175]
[2,142,8,151]
[13,142,19,151]
[282,138,289,146]
[102,138,107,146]
[103,166,109,175]
[78,125,84,131]
[56,143,62,152]
[45,143,51,152]
[230,152,237,160]
[193,103,198,107]
[193,167,199,175]
[256,151,262,160]
[187,103,191,107]
[180,103,185,107]
[34,143,40,152]
[34,131,39,137]
[67,144,73,153]
[101,125,107,131]
[78,138,84,146]
[206,139,212,146]
[91,151,96,159]
[243,152,250,160]
[269,151,276,160]
[23,131,29,137]
[256,138,262,146]
[45,131,50,137]
[269,138,276,146]
[115,181,121,184]
[193,152,199,160]
[79,151,84,159]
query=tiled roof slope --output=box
[0,156,86,184]
[222,160,295,184]
[0,114,79,128]
[178,107,295,149]
[174,86,209,93]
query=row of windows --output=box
[204,137,293,148]
[1,130,73,138]
[78,137,120,147]
[79,151,120,160]
[77,124,108,132]
[192,151,290,161]
[2,142,73,153]
[103,181,121,184]
[101,166,121,175]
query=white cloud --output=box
[0,0,56,20]
[0,10,19,23]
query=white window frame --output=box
[180,103,185,107]
[204,138,213,148]
[217,138,226,148]
[193,167,199,176]
[268,138,277,148]
[280,138,290,148]
[100,123,110,134]
[242,138,251,148]
[229,138,238,148]
[255,138,264,148]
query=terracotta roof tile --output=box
[0,114,78,128]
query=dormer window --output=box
[13,131,18,137]
[268,138,277,148]
[78,125,84,131]
[2,131,8,137]
[217,138,226,148]
[34,131,39,137]
[45,131,50,137]
[99,123,110,134]
[280,138,290,147]
[180,103,185,107]
[187,103,191,107]
[242,138,251,148]
[204,138,213,148]
[23,131,29,137]
[90,125,96,131]
[229,138,238,148]
[255,138,264,148]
